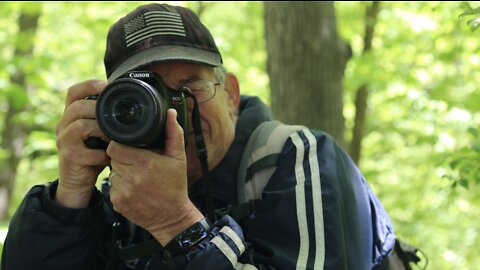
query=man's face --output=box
[146,61,240,184]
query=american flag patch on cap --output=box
[124,11,186,47]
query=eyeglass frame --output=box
[179,79,223,104]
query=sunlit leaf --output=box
[467,16,480,31]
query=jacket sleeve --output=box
[1,181,107,270]
[165,215,258,270]
[170,129,394,270]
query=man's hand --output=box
[107,109,204,245]
[55,80,111,208]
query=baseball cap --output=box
[104,3,223,82]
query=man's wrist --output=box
[150,204,205,246]
[42,180,104,226]
[55,180,94,208]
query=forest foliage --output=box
[0,2,479,269]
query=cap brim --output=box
[107,45,222,82]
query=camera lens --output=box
[113,98,144,125]
[95,78,167,147]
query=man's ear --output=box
[224,72,240,111]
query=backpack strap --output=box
[215,121,305,221]
[237,120,306,204]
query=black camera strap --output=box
[182,90,216,222]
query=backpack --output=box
[223,120,426,270]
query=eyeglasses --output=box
[180,80,222,104]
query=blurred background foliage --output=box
[0,1,479,269]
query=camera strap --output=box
[182,90,216,222]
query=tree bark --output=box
[264,1,350,146]
[350,1,380,165]
[0,6,41,220]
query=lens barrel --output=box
[95,78,168,147]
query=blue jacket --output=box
[1,96,395,270]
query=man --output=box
[1,3,397,270]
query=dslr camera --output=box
[85,71,188,149]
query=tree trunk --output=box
[264,1,350,146]
[0,6,42,220]
[350,1,380,165]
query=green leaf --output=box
[467,127,479,137]
[459,6,480,18]
[472,144,480,152]
[467,16,480,31]
[449,159,461,170]
[459,178,470,189]
[460,1,472,11]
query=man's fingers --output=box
[59,142,110,167]
[57,118,111,167]
[69,119,110,142]
[164,109,186,158]
[57,119,110,148]
[56,99,97,135]
[106,109,186,166]
[106,141,140,165]
[64,80,107,109]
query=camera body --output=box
[85,71,188,149]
